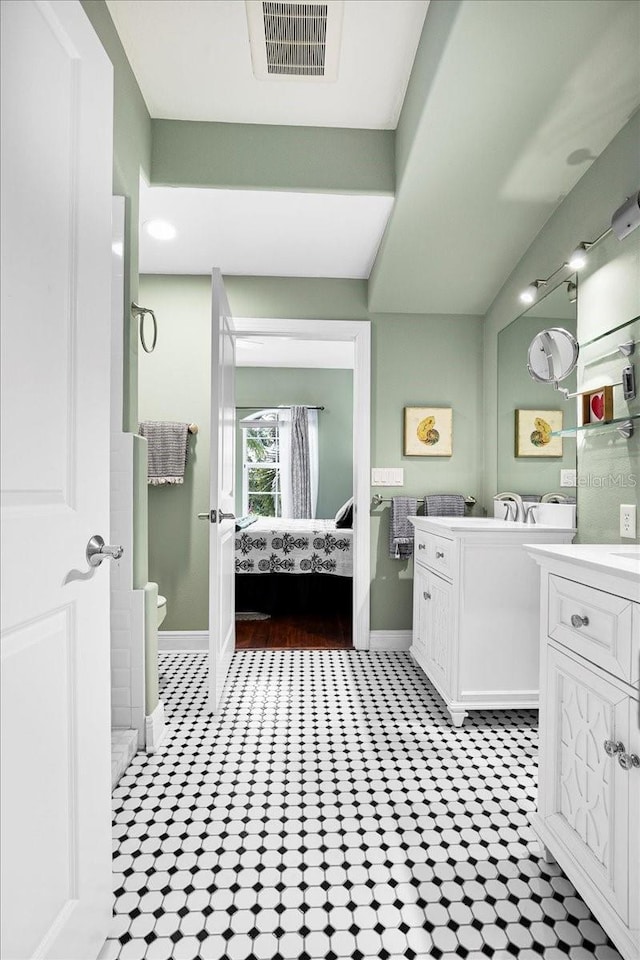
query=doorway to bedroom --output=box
[138,282,371,659]
[233,336,354,650]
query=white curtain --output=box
[279,406,318,519]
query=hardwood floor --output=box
[235,611,352,649]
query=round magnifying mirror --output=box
[527,327,579,384]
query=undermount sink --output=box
[610,548,640,558]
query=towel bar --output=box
[372,493,476,507]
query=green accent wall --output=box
[482,112,640,544]
[139,275,483,632]
[225,277,484,632]
[151,120,394,195]
[80,0,151,437]
[138,275,212,632]
[575,232,639,543]
[235,368,353,521]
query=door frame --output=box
[233,317,371,650]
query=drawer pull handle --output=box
[423,591,431,600]
[570,614,589,628]
[618,753,640,770]
[604,740,625,757]
[435,550,445,559]
[418,543,426,551]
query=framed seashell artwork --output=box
[404,406,453,456]
[515,409,563,457]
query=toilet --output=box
[157,594,167,628]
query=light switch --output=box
[372,468,404,486]
[560,469,576,487]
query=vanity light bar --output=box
[518,189,640,304]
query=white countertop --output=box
[409,516,576,536]
[525,542,640,582]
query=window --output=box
[242,411,282,517]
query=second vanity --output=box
[408,516,575,726]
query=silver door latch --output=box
[86,535,124,567]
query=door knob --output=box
[86,535,124,567]
[197,510,236,523]
[618,752,640,770]
[604,739,625,757]
[571,614,589,628]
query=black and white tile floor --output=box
[99,650,622,960]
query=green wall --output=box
[235,368,353,521]
[80,0,157,707]
[139,276,483,632]
[138,275,212,632]
[152,120,394,195]
[225,278,484,631]
[482,111,640,547]
[81,0,150,437]
[575,232,639,543]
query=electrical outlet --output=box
[620,504,637,539]
[560,469,576,487]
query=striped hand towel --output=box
[425,494,465,517]
[389,497,418,559]
[139,421,190,485]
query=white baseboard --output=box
[145,701,165,753]
[369,630,412,651]
[158,630,208,651]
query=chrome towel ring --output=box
[132,302,157,353]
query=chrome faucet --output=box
[541,493,568,503]
[524,503,538,524]
[494,492,525,522]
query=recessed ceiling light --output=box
[144,219,177,241]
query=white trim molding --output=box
[233,317,371,651]
[369,630,412,651]
[145,701,166,753]
[158,631,209,651]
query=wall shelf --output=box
[552,414,639,439]
[579,315,639,350]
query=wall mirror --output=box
[497,279,577,501]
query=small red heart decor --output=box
[591,393,605,421]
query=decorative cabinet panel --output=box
[528,546,640,960]
[542,645,630,922]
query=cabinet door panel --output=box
[412,563,429,665]
[542,646,629,922]
[425,571,453,695]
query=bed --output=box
[235,518,353,576]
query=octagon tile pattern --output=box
[99,650,622,960]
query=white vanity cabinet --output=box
[408,517,575,727]
[526,545,640,960]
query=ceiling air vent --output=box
[246,0,344,81]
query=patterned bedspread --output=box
[235,518,353,577]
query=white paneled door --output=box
[1,2,114,958]
[208,270,237,712]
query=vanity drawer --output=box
[414,530,456,577]
[429,534,455,574]
[548,575,635,683]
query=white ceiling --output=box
[235,337,354,367]
[138,180,394,278]
[105,0,429,128]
